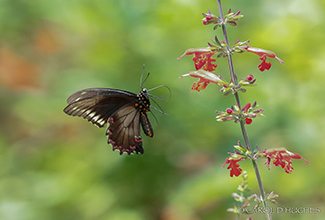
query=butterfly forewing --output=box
[66,88,136,104]
[64,89,137,127]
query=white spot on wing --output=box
[97,119,105,126]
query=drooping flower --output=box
[257,148,309,174]
[238,46,284,72]
[180,69,227,92]
[178,48,218,72]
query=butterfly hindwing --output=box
[106,105,144,155]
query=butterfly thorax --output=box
[136,88,150,112]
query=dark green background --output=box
[0,0,324,219]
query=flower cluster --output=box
[216,101,264,124]
[202,10,221,26]
[178,38,283,92]
[222,145,309,177]
[202,9,243,29]
[179,38,283,91]
[179,6,308,183]
[221,74,257,95]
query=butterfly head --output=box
[141,88,148,95]
[140,66,170,117]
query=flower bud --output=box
[202,10,220,26]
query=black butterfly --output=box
[63,71,169,155]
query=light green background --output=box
[0,0,323,219]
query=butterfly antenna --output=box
[148,85,171,102]
[147,93,168,103]
[140,65,150,89]
[150,105,169,116]
[149,110,159,124]
[148,97,169,116]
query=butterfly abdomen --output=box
[140,111,153,137]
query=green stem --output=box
[217,0,272,219]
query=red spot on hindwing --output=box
[109,138,115,144]
[135,137,142,143]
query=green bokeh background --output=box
[0,0,324,219]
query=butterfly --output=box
[63,68,169,155]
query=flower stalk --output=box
[216,0,271,218]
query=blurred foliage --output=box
[0,0,324,219]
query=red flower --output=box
[180,70,226,92]
[258,148,309,174]
[239,46,284,72]
[245,117,252,124]
[178,48,218,72]
[222,158,243,177]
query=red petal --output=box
[228,159,243,177]
[242,103,251,112]
[178,48,218,71]
[222,158,243,177]
[245,117,252,124]
[242,46,277,58]
[258,56,272,72]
